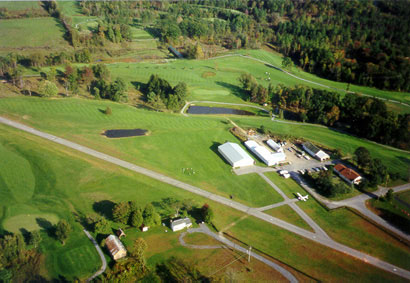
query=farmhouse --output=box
[333,164,362,185]
[302,142,330,161]
[106,235,127,260]
[170,217,192,232]
[266,139,283,153]
[245,140,285,166]
[218,142,255,168]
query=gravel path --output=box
[83,229,107,282]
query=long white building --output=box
[218,142,255,168]
[245,140,285,166]
[266,139,283,152]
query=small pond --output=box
[103,129,148,138]
[187,106,254,116]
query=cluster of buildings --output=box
[218,140,287,168]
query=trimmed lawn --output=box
[0,1,40,10]
[264,205,313,232]
[0,97,278,208]
[297,198,410,270]
[264,172,309,199]
[226,216,408,282]
[0,17,70,52]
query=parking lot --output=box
[275,142,335,173]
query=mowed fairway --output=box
[0,97,281,207]
[103,50,410,108]
[0,1,41,10]
[0,17,70,53]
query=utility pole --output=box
[248,246,252,262]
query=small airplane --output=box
[297,193,309,202]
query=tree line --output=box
[238,74,409,150]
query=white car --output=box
[322,166,328,171]
[303,155,310,160]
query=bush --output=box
[105,107,112,115]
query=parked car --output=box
[303,155,310,160]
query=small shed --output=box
[106,235,127,260]
[170,218,192,232]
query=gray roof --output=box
[218,142,253,164]
[171,217,192,227]
[303,142,320,154]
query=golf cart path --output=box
[1,116,410,280]
[180,223,298,283]
[83,229,107,281]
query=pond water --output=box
[187,106,254,116]
[103,129,148,138]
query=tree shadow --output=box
[21,90,42,97]
[131,81,146,94]
[20,228,30,243]
[215,81,248,100]
[36,218,54,237]
[93,200,116,220]
[210,141,231,167]
[144,26,160,38]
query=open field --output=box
[265,205,313,232]
[0,1,40,11]
[297,198,410,270]
[0,17,70,54]
[1,98,409,281]
[0,97,283,208]
[0,122,293,281]
[225,216,407,282]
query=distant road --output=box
[1,116,410,280]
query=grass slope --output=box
[226,216,407,282]
[0,97,281,207]
[0,17,70,53]
[0,1,40,11]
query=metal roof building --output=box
[245,140,285,166]
[170,217,192,232]
[302,142,330,161]
[266,139,283,152]
[218,142,255,168]
[106,235,127,260]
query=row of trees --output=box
[145,74,188,111]
[307,168,352,198]
[112,201,161,228]
[354,147,390,188]
[267,83,409,150]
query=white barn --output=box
[302,142,330,161]
[218,142,255,168]
[266,139,283,153]
[245,140,285,166]
[170,218,192,232]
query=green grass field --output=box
[0,17,70,53]
[297,198,410,270]
[0,1,40,11]
[264,205,313,232]
[0,97,283,208]
[225,216,407,283]
[398,191,410,203]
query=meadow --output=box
[225,216,408,283]
[0,1,40,11]
[0,17,70,54]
